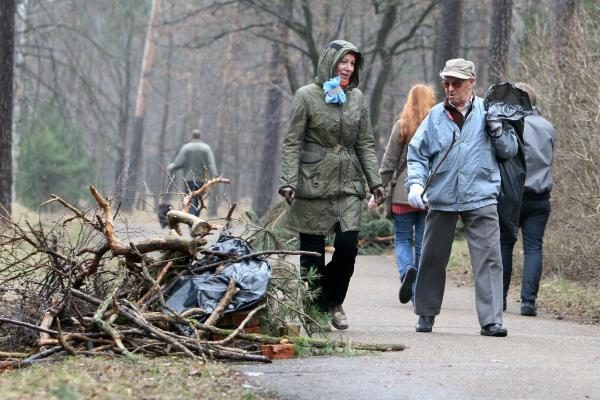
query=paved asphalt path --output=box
[238,254,600,400]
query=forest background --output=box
[0,0,598,290]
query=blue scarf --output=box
[323,76,346,104]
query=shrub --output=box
[514,4,600,284]
[16,104,92,209]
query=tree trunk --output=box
[114,22,134,205]
[156,30,174,208]
[488,0,513,85]
[123,0,161,212]
[11,0,27,205]
[210,6,239,215]
[431,0,464,100]
[552,0,580,75]
[0,0,15,218]
[472,1,491,91]
[252,37,285,219]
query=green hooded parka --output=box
[279,40,382,235]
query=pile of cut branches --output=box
[0,180,404,370]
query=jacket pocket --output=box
[466,152,498,199]
[425,157,453,204]
[297,151,325,199]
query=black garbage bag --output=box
[484,82,533,242]
[165,236,271,318]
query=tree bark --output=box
[11,0,27,205]
[0,0,15,218]
[431,0,464,100]
[156,29,174,207]
[252,35,285,218]
[114,15,135,206]
[123,0,161,212]
[552,0,580,75]
[210,5,239,215]
[472,1,491,91]
[488,0,513,85]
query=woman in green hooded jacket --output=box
[278,40,385,330]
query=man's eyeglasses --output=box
[442,79,467,89]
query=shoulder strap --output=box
[390,144,408,186]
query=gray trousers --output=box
[414,205,504,327]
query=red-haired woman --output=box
[372,84,436,304]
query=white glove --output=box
[367,195,377,210]
[408,184,426,210]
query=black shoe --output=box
[399,267,417,304]
[480,323,508,337]
[415,315,434,332]
[520,301,537,316]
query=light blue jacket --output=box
[406,96,517,212]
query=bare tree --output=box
[240,0,438,144]
[0,0,16,218]
[552,0,580,75]
[210,5,240,215]
[124,0,162,211]
[252,32,286,218]
[487,0,513,84]
[156,30,174,207]
[366,1,438,137]
[11,0,28,204]
[431,0,464,99]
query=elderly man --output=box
[167,129,218,216]
[405,59,517,337]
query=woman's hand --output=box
[278,187,296,205]
[367,195,377,209]
[372,186,387,206]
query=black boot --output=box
[399,267,417,304]
[415,315,435,332]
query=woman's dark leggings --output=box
[299,225,359,309]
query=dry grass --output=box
[0,357,278,400]
[447,238,600,325]
[536,276,600,325]
[511,5,600,283]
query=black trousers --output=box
[185,180,205,217]
[299,224,359,309]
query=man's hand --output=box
[372,186,387,206]
[486,117,503,139]
[408,184,426,209]
[278,187,296,205]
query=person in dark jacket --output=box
[407,58,518,337]
[501,82,555,317]
[279,40,386,330]
[167,129,218,216]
